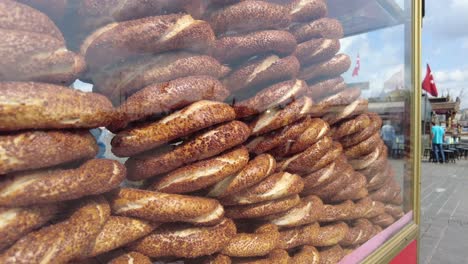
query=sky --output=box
[340,0,468,109]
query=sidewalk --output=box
[420,159,468,264]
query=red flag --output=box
[352,54,360,77]
[422,64,438,96]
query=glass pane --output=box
[0,0,414,263]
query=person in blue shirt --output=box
[431,122,445,163]
[381,120,395,156]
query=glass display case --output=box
[0,0,421,263]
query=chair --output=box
[443,150,456,163]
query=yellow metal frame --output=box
[361,0,422,263]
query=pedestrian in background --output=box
[431,121,445,163]
[381,120,395,156]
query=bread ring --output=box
[371,213,395,228]
[369,177,401,204]
[290,18,344,43]
[81,14,215,69]
[294,38,340,66]
[234,79,307,118]
[310,222,348,247]
[277,222,320,249]
[0,159,126,207]
[270,118,330,157]
[299,54,351,82]
[126,120,251,180]
[108,251,152,264]
[209,1,290,35]
[225,194,300,219]
[308,142,343,173]
[246,117,313,155]
[109,76,230,132]
[309,87,361,117]
[358,144,388,179]
[385,204,405,219]
[339,219,375,247]
[89,216,159,257]
[92,52,230,104]
[323,98,368,125]
[317,200,354,222]
[0,204,58,251]
[208,154,276,198]
[265,195,323,228]
[129,218,236,258]
[340,113,382,148]
[231,249,290,264]
[289,0,327,22]
[250,96,314,135]
[223,55,300,93]
[112,101,236,157]
[149,146,249,194]
[276,136,333,174]
[220,172,304,205]
[193,254,232,264]
[302,162,338,191]
[307,166,352,201]
[351,197,385,219]
[211,30,297,64]
[0,82,114,131]
[0,196,110,264]
[222,224,279,257]
[330,172,368,202]
[289,245,320,264]
[367,164,391,192]
[0,130,97,175]
[109,188,224,226]
[390,193,403,206]
[318,245,345,264]
[305,77,346,100]
[344,132,381,159]
[349,141,382,170]
[0,0,63,40]
[333,114,371,139]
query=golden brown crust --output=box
[265,195,323,228]
[92,52,230,105]
[340,113,382,148]
[369,177,401,204]
[270,117,329,157]
[211,30,297,64]
[223,55,300,93]
[276,136,332,174]
[221,224,279,257]
[149,146,249,194]
[0,204,59,251]
[344,132,381,159]
[299,54,351,82]
[317,200,354,222]
[81,14,215,69]
[307,165,352,201]
[371,213,396,228]
[208,154,277,198]
[220,172,304,205]
[0,159,126,207]
[318,245,345,264]
[109,188,224,225]
[0,0,63,40]
[331,172,368,202]
[112,101,236,157]
[333,114,371,139]
[277,222,320,249]
[290,18,344,43]
[0,130,97,175]
[358,144,388,180]
[126,120,251,180]
[225,194,300,219]
[108,75,230,131]
[384,204,405,219]
[246,117,313,155]
[0,196,110,264]
[193,254,232,264]
[234,79,307,118]
[209,1,290,35]
[0,82,114,131]
[129,218,236,258]
[322,98,368,126]
[294,38,340,66]
[348,142,383,170]
[310,87,361,116]
[231,249,290,264]
[339,219,374,246]
[107,251,152,264]
[305,77,346,100]
[311,222,348,247]
[302,162,337,191]
[250,96,314,136]
[289,245,320,264]
[288,0,327,22]
[90,216,159,257]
